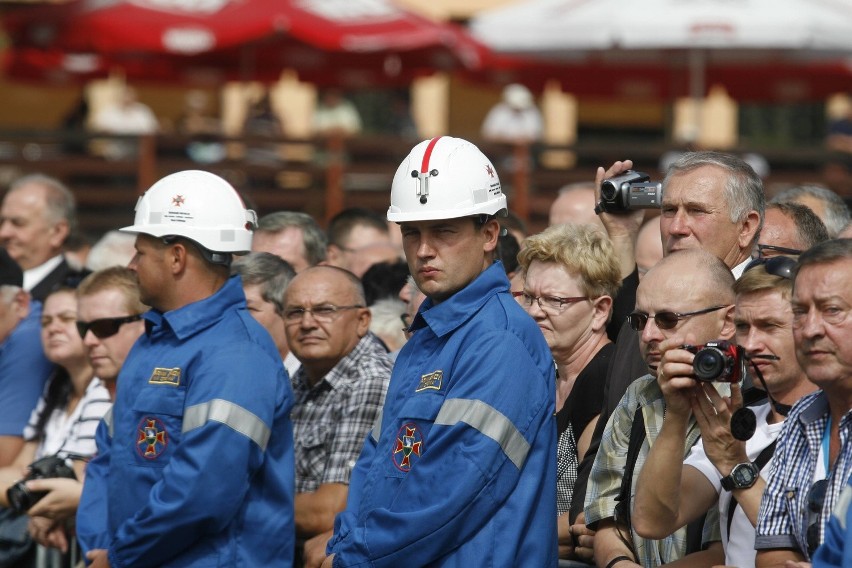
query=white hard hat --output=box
[503,83,533,109]
[121,170,257,255]
[387,136,507,223]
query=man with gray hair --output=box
[0,248,54,466]
[771,184,850,238]
[251,211,327,273]
[0,174,79,301]
[232,252,299,378]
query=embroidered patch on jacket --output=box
[416,370,443,392]
[136,417,168,459]
[148,367,181,386]
[392,422,423,472]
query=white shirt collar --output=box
[22,255,64,292]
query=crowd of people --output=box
[0,131,852,568]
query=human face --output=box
[792,260,852,391]
[636,266,733,372]
[128,234,170,310]
[78,289,145,382]
[0,186,68,270]
[243,283,288,358]
[400,217,498,304]
[735,289,803,399]
[756,208,806,256]
[40,290,85,367]
[283,268,369,382]
[251,227,310,272]
[660,166,753,268]
[522,260,601,361]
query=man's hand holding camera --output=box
[657,334,705,418]
[594,160,646,278]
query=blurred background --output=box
[0,0,850,238]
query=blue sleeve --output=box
[0,308,54,435]
[328,332,553,566]
[328,415,379,554]
[76,416,112,555]
[107,349,287,567]
[813,482,852,568]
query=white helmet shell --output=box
[387,136,507,223]
[120,170,257,254]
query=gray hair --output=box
[771,184,851,237]
[255,211,327,265]
[0,285,20,305]
[231,252,296,313]
[8,173,78,236]
[86,230,138,271]
[664,151,765,244]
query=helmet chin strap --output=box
[730,355,792,441]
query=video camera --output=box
[596,170,663,213]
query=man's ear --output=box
[49,219,70,251]
[738,210,761,252]
[482,219,501,253]
[356,307,371,338]
[326,244,343,266]
[168,242,190,275]
[12,289,30,320]
[719,303,736,340]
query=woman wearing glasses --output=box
[0,285,111,563]
[516,223,621,563]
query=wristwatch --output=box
[720,462,760,490]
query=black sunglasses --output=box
[627,305,727,331]
[755,243,803,258]
[744,255,797,280]
[76,314,143,339]
[806,478,829,556]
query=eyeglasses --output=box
[76,314,143,339]
[806,478,828,556]
[627,305,728,331]
[754,243,803,259]
[282,304,364,324]
[512,291,588,312]
[743,255,797,280]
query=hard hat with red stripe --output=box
[387,136,507,223]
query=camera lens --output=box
[693,347,726,381]
[601,180,617,201]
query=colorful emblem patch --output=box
[136,417,168,459]
[392,422,423,472]
[171,194,185,207]
[148,367,181,386]
[416,370,443,392]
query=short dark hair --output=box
[766,202,829,249]
[793,238,852,281]
[327,207,388,248]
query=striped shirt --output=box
[585,375,719,566]
[756,391,852,560]
[24,377,112,460]
[291,334,392,493]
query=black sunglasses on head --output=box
[76,314,143,339]
[744,255,797,280]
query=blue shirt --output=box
[0,300,54,436]
[813,472,852,567]
[328,262,558,567]
[77,276,295,567]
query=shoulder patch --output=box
[149,367,181,386]
[416,370,443,392]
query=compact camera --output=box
[683,340,746,383]
[597,170,663,213]
[6,455,77,513]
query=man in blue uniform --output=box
[323,136,557,567]
[76,170,295,567]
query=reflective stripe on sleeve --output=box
[434,398,530,470]
[182,399,271,451]
[371,408,383,442]
[104,407,114,439]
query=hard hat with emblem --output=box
[121,170,257,259]
[387,136,507,223]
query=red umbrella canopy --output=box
[2,0,486,86]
